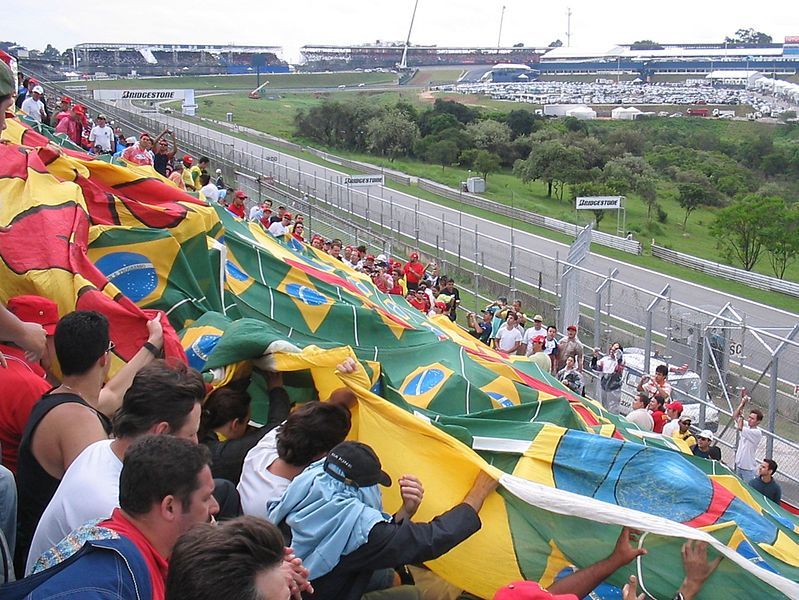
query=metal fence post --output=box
[767,357,779,458]
[699,332,710,429]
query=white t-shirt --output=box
[626,408,654,432]
[27,439,121,574]
[268,221,288,236]
[21,97,45,122]
[89,124,114,151]
[237,427,291,517]
[522,326,547,352]
[200,183,220,203]
[496,326,523,353]
[662,419,680,437]
[735,423,763,471]
[248,205,264,221]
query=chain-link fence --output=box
[45,81,799,503]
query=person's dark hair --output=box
[277,402,351,466]
[200,173,211,186]
[54,311,110,376]
[120,435,211,515]
[165,516,284,600]
[751,408,764,422]
[653,395,666,408]
[655,364,669,377]
[636,392,649,406]
[113,360,205,438]
[764,458,778,475]
[199,156,209,165]
[200,386,251,436]
[356,245,367,254]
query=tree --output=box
[601,155,659,221]
[465,119,512,154]
[365,110,419,160]
[676,182,711,230]
[505,110,539,138]
[725,28,772,45]
[43,43,60,58]
[418,111,460,136]
[473,150,501,181]
[630,40,664,50]
[426,140,459,170]
[514,140,586,199]
[763,203,799,278]
[710,195,781,271]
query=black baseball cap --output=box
[324,441,392,488]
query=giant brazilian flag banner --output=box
[2,116,799,599]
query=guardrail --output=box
[417,180,643,255]
[652,244,799,299]
[304,148,413,186]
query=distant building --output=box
[705,70,762,87]
[299,45,544,70]
[483,63,536,82]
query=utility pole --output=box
[497,5,506,52]
[566,7,572,47]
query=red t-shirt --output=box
[121,144,154,166]
[408,297,427,312]
[228,203,246,219]
[402,261,425,284]
[651,409,667,434]
[103,508,168,600]
[0,344,50,473]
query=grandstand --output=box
[300,44,544,70]
[71,43,289,76]
[537,40,799,79]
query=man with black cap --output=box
[268,440,497,600]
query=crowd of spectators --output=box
[0,60,736,599]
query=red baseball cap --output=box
[234,190,248,199]
[666,401,683,413]
[567,324,577,331]
[60,96,72,104]
[494,581,578,600]
[72,104,86,115]
[182,155,193,164]
[410,252,419,259]
[7,295,59,335]
[532,335,546,345]
[282,212,292,220]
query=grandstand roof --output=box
[74,43,282,53]
[542,44,786,61]
[492,63,533,70]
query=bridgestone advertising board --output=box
[575,196,622,210]
[343,174,384,187]
[92,89,196,115]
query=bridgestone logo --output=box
[121,91,176,99]
[344,176,383,185]
[575,196,622,210]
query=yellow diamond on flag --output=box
[277,268,333,333]
[480,376,522,409]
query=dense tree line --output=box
[294,98,799,276]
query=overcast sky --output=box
[7,0,797,62]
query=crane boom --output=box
[399,0,420,70]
